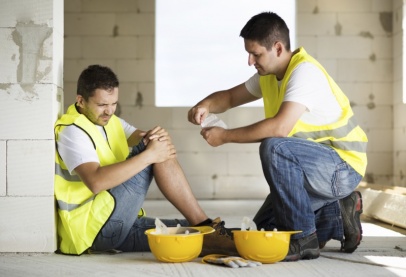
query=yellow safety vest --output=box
[259,47,367,176]
[54,104,129,255]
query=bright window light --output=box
[155,0,296,107]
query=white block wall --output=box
[64,0,403,200]
[297,0,394,186]
[64,0,269,200]
[0,0,63,252]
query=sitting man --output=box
[54,64,237,256]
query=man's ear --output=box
[274,41,283,57]
[76,95,85,108]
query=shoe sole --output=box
[341,191,363,253]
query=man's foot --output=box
[199,217,239,257]
[340,191,363,253]
[283,232,320,262]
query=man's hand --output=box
[141,126,172,146]
[200,126,227,147]
[143,126,176,163]
[146,138,176,164]
[188,105,209,125]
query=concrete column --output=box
[0,0,64,252]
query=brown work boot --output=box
[199,217,239,257]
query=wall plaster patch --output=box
[12,22,52,84]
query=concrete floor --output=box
[1,200,406,277]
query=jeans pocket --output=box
[331,162,355,197]
[100,219,124,246]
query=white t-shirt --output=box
[245,62,342,125]
[57,118,136,174]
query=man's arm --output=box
[188,83,258,125]
[200,101,307,146]
[75,128,176,194]
[188,81,307,146]
[127,129,145,147]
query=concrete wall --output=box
[0,0,64,251]
[64,0,402,199]
[298,0,395,187]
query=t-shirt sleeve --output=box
[284,62,343,125]
[57,118,136,174]
[284,62,333,111]
[244,73,262,98]
[57,125,100,174]
[119,118,137,139]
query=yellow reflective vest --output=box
[259,47,367,176]
[54,104,129,255]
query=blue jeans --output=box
[91,142,188,252]
[253,137,362,243]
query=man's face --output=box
[76,87,119,126]
[244,39,278,76]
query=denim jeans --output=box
[91,141,188,252]
[253,137,362,243]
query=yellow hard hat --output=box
[232,230,301,263]
[145,226,214,263]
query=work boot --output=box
[340,191,363,253]
[283,232,320,262]
[319,241,328,249]
[199,217,239,257]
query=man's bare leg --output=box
[153,158,209,226]
[153,157,239,256]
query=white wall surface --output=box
[297,0,395,186]
[64,0,403,200]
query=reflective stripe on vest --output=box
[55,163,81,182]
[293,115,367,153]
[259,47,367,176]
[57,196,95,212]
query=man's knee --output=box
[259,137,283,160]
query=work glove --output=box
[203,254,262,268]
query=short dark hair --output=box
[77,65,119,100]
[240,12,291,51]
